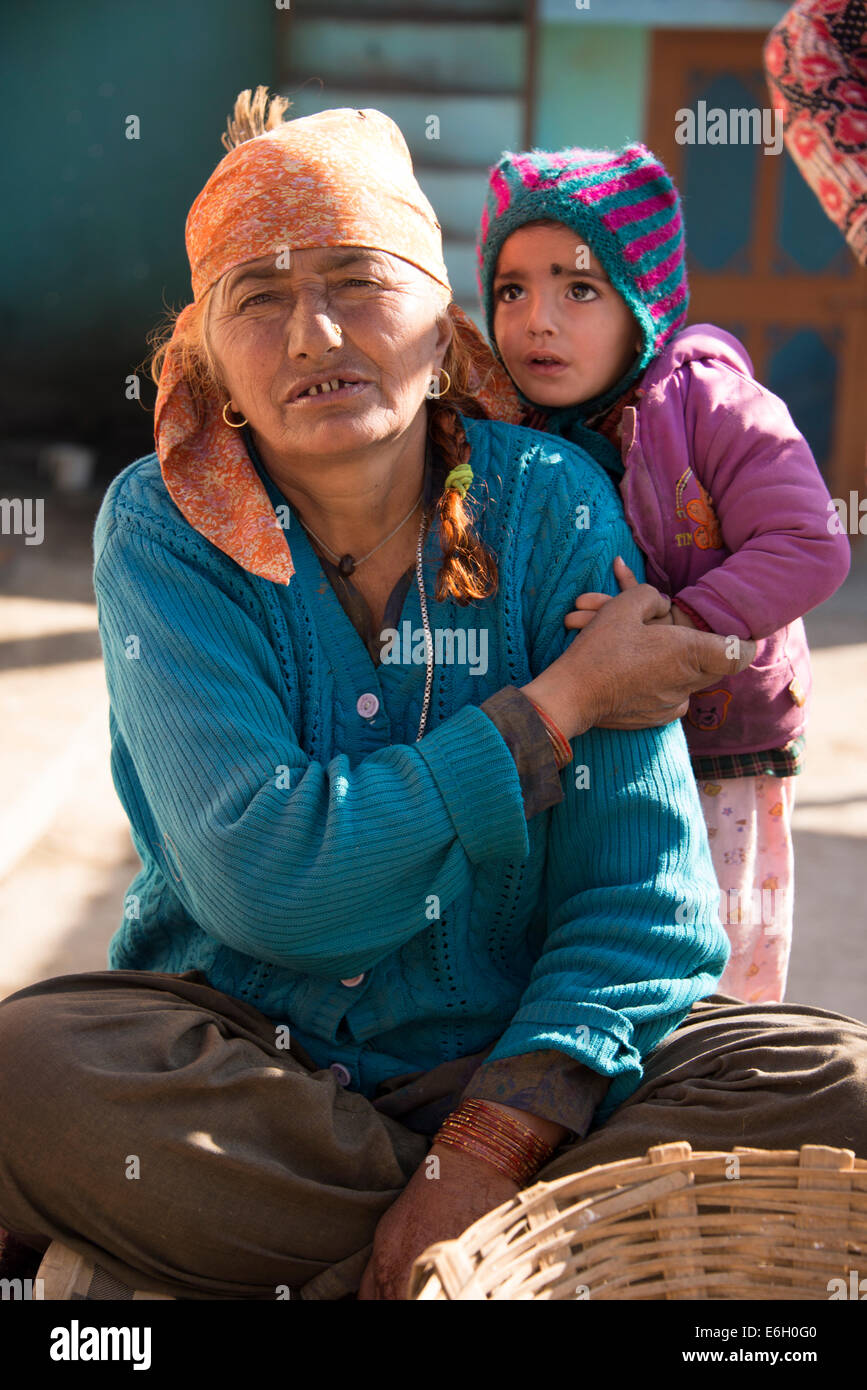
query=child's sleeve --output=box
[671,359,851,640]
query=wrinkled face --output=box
[204,246,452,464]
[492,223,642,409]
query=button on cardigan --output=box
[92,415,729,1127]
[246,425,566,823]
[246,426,605,1134]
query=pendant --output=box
[338,554,356,577]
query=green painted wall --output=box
[534,25,649,151]
[2,0,273,447]
[3,5,649,456]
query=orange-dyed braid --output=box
[426,396,498,605]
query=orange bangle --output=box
[545,726,572,771]
[435,1113,554,1185]
[525,698,573,770]
[433,1099,557,1186]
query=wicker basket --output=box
[409,1141,867,1300]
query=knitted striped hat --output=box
[476,142,689,414]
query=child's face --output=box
[492,224,642,409]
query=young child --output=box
[475,142,851,1003]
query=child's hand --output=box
[564,589,614,631]
[670,604,698,629]
[565,557,674,631]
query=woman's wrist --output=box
[520,674,587,742]
[432,1098,559,1186]
[482,1100,568,1148]
[427,1139,520,1195]
[523,697,573,770]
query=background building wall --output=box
[534,24,648,151]
[1,0,854,486]
[1,0,275,467]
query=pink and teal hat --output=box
[476,142,689,415]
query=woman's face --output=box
[205,246,452,464]
[492,223,642,408]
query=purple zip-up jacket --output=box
[616,324,851,759]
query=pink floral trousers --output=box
[697,775,797,1004]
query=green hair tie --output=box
[444,463,473,500]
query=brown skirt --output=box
[0,968,865,1300]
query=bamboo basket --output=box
[409,1141,867,1301]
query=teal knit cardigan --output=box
[92,416,728,1124]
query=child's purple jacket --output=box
[617,324,851,759]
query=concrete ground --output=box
[1,484,865,1015]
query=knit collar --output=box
[518,394,628,482]
[243,424,444,556]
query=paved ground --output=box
[1,483,865,1015]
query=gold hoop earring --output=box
[426,368,451,400]
[223,401,248,429]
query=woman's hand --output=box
[521,557,756,736]
[565,558,697,632]
[357,1143,519,1300]
[564,556,672,631]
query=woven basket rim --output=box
[409,1140,867,1302]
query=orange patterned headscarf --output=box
[154,105,521,585]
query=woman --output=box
[0,90,865,1303]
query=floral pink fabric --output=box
[764,0,867,263]
[700,775,798,1003]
